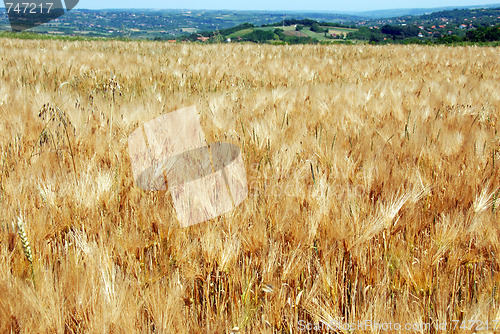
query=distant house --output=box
[459,24,467,29]
[419,26,424,29]
[196,36,209,42]
[418,33,424,37]
[226,38,231,43]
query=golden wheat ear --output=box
[16,215,35,288]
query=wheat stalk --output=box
[56,106,78,185]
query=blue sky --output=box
[77,1,500,11]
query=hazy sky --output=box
[78,1,500,11]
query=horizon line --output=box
[1,3,499,13]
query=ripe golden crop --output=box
[0,39,499,332]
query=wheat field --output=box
[0,39,499,333]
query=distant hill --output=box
[0,9,360,38]
[179,6,500,45]
[346,3,500,18]
[0,4,499,42]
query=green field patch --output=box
[301,29,328,41]
[259,26,299,31]
[227,28,254,38]
[181,28,198,33]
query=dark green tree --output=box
[310,23,325,33]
